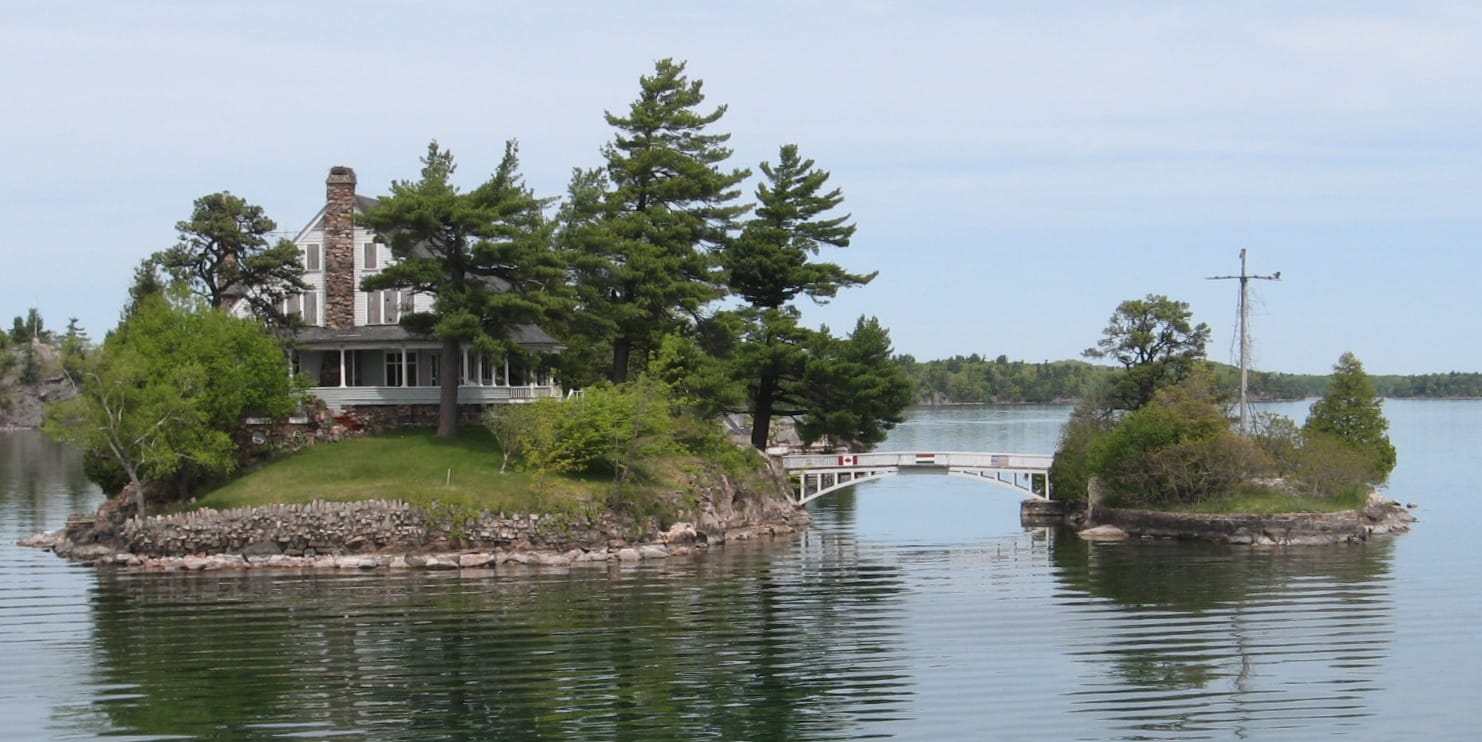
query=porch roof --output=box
[293,324,564,352]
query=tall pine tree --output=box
[576,58,750,382]
[361,140,561,438]
[724,144,875,448]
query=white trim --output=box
[310,385,561,412]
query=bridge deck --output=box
[781,451,1053,504]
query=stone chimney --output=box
[324,166,357,329]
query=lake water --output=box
[2,400,1480,739]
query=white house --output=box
[280,166,564,416]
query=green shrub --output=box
[1089,371,1270,508]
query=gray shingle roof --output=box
[293,323,564,352]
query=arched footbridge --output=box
[781,451,1053,505]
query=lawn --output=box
[195,427,607,517]
[1166,485,1371,515]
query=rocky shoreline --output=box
[19,475,812,572]
[1069,495,1417,545]
[18,520,802,573]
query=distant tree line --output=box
[901,354,1482,404]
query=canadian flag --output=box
[838,454,859,466]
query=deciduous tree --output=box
[1085,294,1211,411]
[44,294,301,515]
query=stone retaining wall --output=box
[1087,500,1414,545]
[117,500,616,558]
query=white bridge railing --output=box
[781,451,1053,505]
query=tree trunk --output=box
[611,337,632,384]
[437,337,460,438]
[750,373,776,450]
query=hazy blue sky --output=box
[5,1,1479,375]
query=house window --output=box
[285,293,301,317]
[367,292,381,325]
[302,290,319,325]
[305,244,321,272]
[363,242,378,270]
[428,354,439,387]
[386,351,403,387]
[383,290,401,324]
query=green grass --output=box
[195,427,612,517]
[1166,485,1371,515]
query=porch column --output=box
[401,345,409,387]
[338,348,346,388]
[504,357,510,387]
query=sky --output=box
[4,1,1480,376]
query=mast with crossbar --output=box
[1207,249,1280,435]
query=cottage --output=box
[277,166,563,418]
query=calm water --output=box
[2,400,1479,740]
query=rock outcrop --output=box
[0,342,74,429]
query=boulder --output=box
[1078,524,1129,542]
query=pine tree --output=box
[1305,352,1397,484]
[578,58,750,382]
[795,316,912,450]
[158,192,307,324]
[724,144,874,448]
[361,140,562,438]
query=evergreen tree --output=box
[157,192,307,324]
[723,144,874,448]
[578,58,750,382]
[550,167,619,388]
[795,316,912,450]
[361,140,562,438]
[1304,352,1397,484]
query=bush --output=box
[1291,432,1374,499]
[1088,371,1271,508]
[1049,399,1113,502]
[506,379,677,483]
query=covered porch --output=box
[292,326,562,413]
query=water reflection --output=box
[1052,536,1395,737]
[0,430,102,535]
[80,542,913,740]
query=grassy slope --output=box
[196,427,610,517]
[1166,486,1371,514]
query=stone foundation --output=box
[1076,498,1416,545]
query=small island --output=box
[22,59,913,570]
[1040,295,1413,545]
